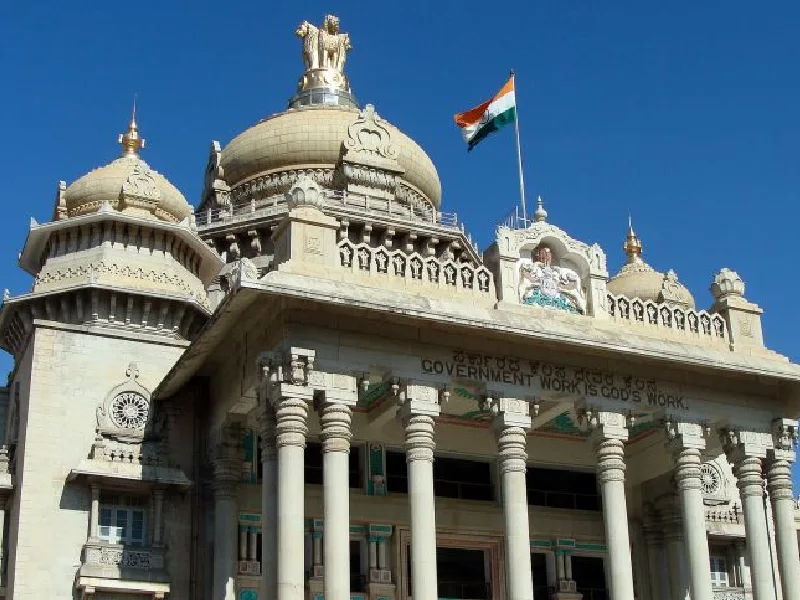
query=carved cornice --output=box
[34,260,210,310]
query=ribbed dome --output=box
[64,155,191,223]
[220,105,442,208]
[607,223,695,309]
[62,114,191,223]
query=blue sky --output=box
[1,2,798,489]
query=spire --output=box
[118,96,145,157]
[623,215,643,263]
[533,195,548,222]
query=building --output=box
[0,13,798,600]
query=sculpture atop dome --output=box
[291,15,357,109]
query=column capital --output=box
[313,372,359,406]
[396,381,446,420]
[318,401,353,453]
[258,397,278,461]
[721,427,772,463]
[482,396,532,430]
[259,346,316,401]
[765,457,794,500]
[212,423,244,494]
[577,404,629,444]
[769,417,798,463]
[274,394,311,448]
[664,419,709,452]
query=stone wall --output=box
[5,323,186,599]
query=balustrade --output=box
[606,293,727,342]
[80,540,166,580]
[338,240,493,296]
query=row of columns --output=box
[210,349,800,600]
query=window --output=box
[526,467,600,511]
[572,555,607,600]
[98,495,147,546]
[436,547,490,599]
[710,555,729,588]
[386,450,408,494]
[433,456,494,502]
[531,552,550,598]
[385,451,494,501]
[350,539,365,592]
[303,442,363,488]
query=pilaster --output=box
[664,419,713,600]
[767,418,800,600]
[261,347,316,600]
[722,427,775,600]
[316,374,358,600]
[485,396,534,600]
[396,381,446,600]
[579,407,634,600]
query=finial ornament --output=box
[533,195,547,222]
[292,15,356,108]
[623,216,643,264]
[118,97,145,158]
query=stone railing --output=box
[607,293,727,343]
[337,240,494,298]
[80,540,167,581]
[713,588,746,600]
[196,190,477,249]
[706,504,742,525]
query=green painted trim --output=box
[557,539,576,547]
[531,540,552,548]
[368,524,393,534]
[576,543,607,552]
[240,514,261,523]
[349,525,366,534]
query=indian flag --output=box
[454,75,516,151]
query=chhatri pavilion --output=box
[0,13,798,600]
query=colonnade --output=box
[208,349,800,600]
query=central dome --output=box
[220,105,442,209]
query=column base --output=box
[308,577,324,600]
[552,593,583,600]
[368,569,392,584]
[366,581,396,600]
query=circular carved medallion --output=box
[701,463,722,495]
[110,392,149,430]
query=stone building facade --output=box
[0,14,798,600]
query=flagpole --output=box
[510,69,527,222]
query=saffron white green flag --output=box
[454,76,516,151]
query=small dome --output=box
[220,105,442,208]
[607,221,695,309]
[62,113,191,223]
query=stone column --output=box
[581,408,635,600]
[212,424,243,600]
[487,396,534,600]
[152,489,164,545]
[258,390,278,600]
[397,382,445,600]
[723,428,775,600]
[665,420,713,600]
[642,523,665,600]
[736,541,752,591]
[663,529,689,600]
[274,392,312,600]
[317,375,358,600]
[768,419,800,600]
[264,347,315,600]
[89,485,100,540]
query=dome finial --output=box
[118,96,145,158]
[624,214,643,263]
[534,195,547,222]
